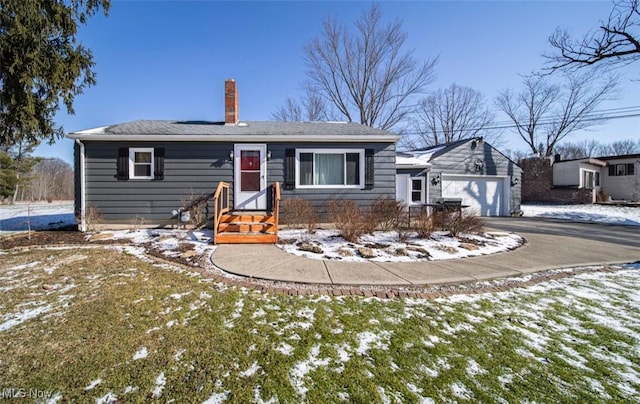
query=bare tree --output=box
[599,138,640,155]
[19,158,73,201]
[553,139,603,159]
[272,92,329,122]
[413,83,496,147]
[546,0,640,71]
[303,4,437,131]
[495,71,618,157]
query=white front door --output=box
[234,144,267,210]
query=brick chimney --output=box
[224,79,239,125]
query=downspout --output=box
[75,139,87,232]
[425,167,431,205]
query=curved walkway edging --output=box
[210,231,640,294]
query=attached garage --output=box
[441,175,510,216]
[396,138,522,217]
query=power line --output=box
[403,105,640,137]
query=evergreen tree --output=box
[0,0,110,146]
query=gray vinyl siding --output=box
[82,141,396,223]
[269,142,396,220]
[83,141,233,223]
[427,141,522,214]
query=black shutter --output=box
[284,148,295,190]
[116,148,129,180]
[608,165,615,176]
[154,147,165,180]
[364,148,374,190]
[628,163,635,175]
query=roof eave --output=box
[66,133,401,143]
[396,164,431,169]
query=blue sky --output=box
[38,0,639,164]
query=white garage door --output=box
[442,176,508,216]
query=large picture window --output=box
[296,149,364,188]
[129,148,154,179]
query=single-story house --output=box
[68,79,399,241]
[396,139,522,216]
[550,154,639,202]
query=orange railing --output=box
[213,181,230,243]
[271,181,281,238]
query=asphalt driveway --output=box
[485,217,640,248]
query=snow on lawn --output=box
[278,229,523,262]
[0,201,75,233]
[522,204,640,226]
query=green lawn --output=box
[1,247,638,403]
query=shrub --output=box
[394,210,412,242]
[282,198,318,234]
[180,193,209,229]
[368,197,406,232]
[84,205,102,232]
[325,199,369,242]
[446,210,484,237]
[413,207,441,239]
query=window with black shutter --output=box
[284,148,295,190]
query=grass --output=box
[0,247,639,402]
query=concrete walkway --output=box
[211,230,640,287]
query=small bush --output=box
[84,205,103,232]
[413,208,440,239]
[325,199,369,243]
[180,193,209,229]
[446,210,484,237]
[282,198,318,234]
[368,197,406,232]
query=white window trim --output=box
[410,177,425,205]
[129,147,154,180]
[295,148,365,189]
[580,168,597,189]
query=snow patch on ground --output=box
[355,330,391,355]
[0,303,54,332]
[278,229,523,262]
[522,204,640,226]
[203,390,230,404]
[0,201,75,234]
[84,379,102,390]
[150,372,166,398]
[290,344,331,397]
[133,347,148,360]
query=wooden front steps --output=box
[214,212,278,244]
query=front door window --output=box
[240,151,260,191]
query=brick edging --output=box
[5,243,634,300]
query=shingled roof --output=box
[67,120,400,143]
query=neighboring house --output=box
[396,139,522,216]
[597,154,639,201]
[551,157,606,203]
[68,79,399,236]
[553,154,639,202]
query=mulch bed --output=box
[1,226,121,249]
